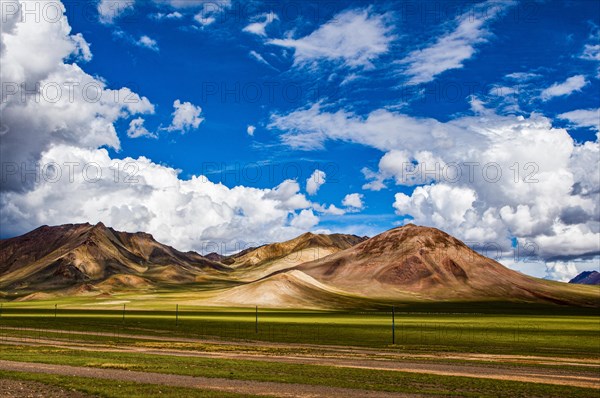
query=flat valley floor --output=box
[0,307,598,397]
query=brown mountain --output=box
[569,271,600,285]
[204,225,600,308]
[286,224,598,306]
[0,222,227,294]
[1,223,598,309]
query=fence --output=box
[0,307,553,350]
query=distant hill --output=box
[569,271,600,285]
[222,232,366,281]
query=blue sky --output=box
[1,0,599,280]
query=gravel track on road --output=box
[0,377,95,398]
[0,360,422,398]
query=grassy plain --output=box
[0,345,598,398]
[1,302,599,357]
[0,301,598,397]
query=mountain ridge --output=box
[1,223,598,308]
[0,222,226,293]
[222,231,366,268]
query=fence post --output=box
[391,306,396,345]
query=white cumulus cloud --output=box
[0,0,154,192]
[394,185,477,229]
[290,209,320,229]
[544,262,579,282]
[271,102,600,261]
[70,33,93,61]
[313,203,346,216]
[0,145,318,252]
[306,170,326,195]
[165,100,204,133]
[128,117,156,139]
[342,193,364,210]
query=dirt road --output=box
[0,378,94,398]
[1,334,599,389]
[0,360,422,398]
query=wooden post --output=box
[392,305,395,345]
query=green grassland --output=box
[0,345,598,398]
[0,304,599,357]
[0,302,598,397]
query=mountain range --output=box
[0,223,598,309]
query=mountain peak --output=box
[292,231,322,245]
[356,224,467,257]
[392,223,448,235]
[92,221,107,230]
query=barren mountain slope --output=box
[0,223,226,293]
[291,224,598,306]
[205,270,368,309]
